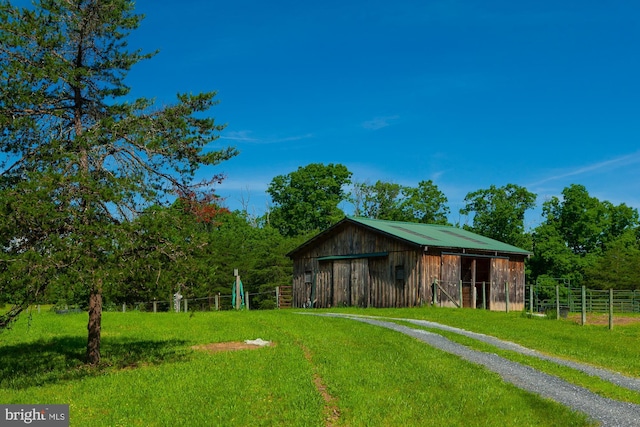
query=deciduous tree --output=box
[460,184,536,248]
[352,180,403,220]
[400,180,450,225]
[267,163,352,237]
[351,179,450,224]
[583,229,640,290]
[530,184,640,287]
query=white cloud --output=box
[527,150,640,188]
[271,133,314,143]
[220,130,259,142]
[220,130,314,144]
[362,115,399,130]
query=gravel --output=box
[305,313,640,427]
[397,317,640,394]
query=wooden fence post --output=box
[472,286,477,310]
[245,292,250,311]
[122,303,126,313]
[482,282,486,310]
[555,285,560,320]
[459,280,463,308]
[215,293,219,311]
[609,288,614,330]
[234,269,241,310]
[153,299,157,313]
[505,282,510,313]
[529,284,534,315]
[183,298,188,313]
[276,286,280,309]
[581,286,586,326]
[432,279,438,305]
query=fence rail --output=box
[114,286,292,313]
[525,282,640,329]
[527,284,640,314]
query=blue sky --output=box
[36,1,640,226]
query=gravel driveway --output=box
[305,313,640,427]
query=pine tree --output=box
[0,0,237,364]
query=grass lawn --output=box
[0,307,623,426]
[333,307,640,377]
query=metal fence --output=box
[526,283,640,314]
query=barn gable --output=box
[288,217,530,310]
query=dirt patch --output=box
[567,313,640,326]
[191,341,274,353]
[313,374,341,426]
[298,343,341,427]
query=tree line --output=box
[22,159,637,317]
[265,163,640,291]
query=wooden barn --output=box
[288,217,531,311]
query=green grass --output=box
[0,307,619,426]
[331,306,640,377]
[393,320,640,406]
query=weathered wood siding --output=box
[490,258,510,311]
[509,257,525,311]
[420,252,440,305]
[332,260,351,306]
[291,222,527,311]
[291,222,423,308]
[438,254,460,307]
[369,257,387,308]
[316,262,332,307]
[351,258,369,307]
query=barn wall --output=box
[291,222,528,311]
[420,252,440,305]
[489,257,526,311]
[439,254,461,308]
[291,223,423,308]
[316,262,332,307]
[509,257,526,311]
[490,258,509,311]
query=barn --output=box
[288,217,531,311]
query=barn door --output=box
[350,258,369,307]
[440,254,461,307]
[461,257,474,308]
[316,261,333,308]
[331,259,369,307]
[333,260,351,307]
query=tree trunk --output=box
[86,289,103,365]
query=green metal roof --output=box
[348,217,531,255]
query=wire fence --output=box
[527,283,640,315]
[115,287,291,313]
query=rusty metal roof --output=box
[348,217,530,255]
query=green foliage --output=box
[199,211,305,305]
[530,184,640,288]
[0,0,237,362]
[111,209,301,308]
[583,230,640,290]
[267,163,352,237]
[530,224,585,284]
[460,184,536,248]
[352,179,450,224]
[352,180,404,220]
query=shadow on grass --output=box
[0,336,189,389]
